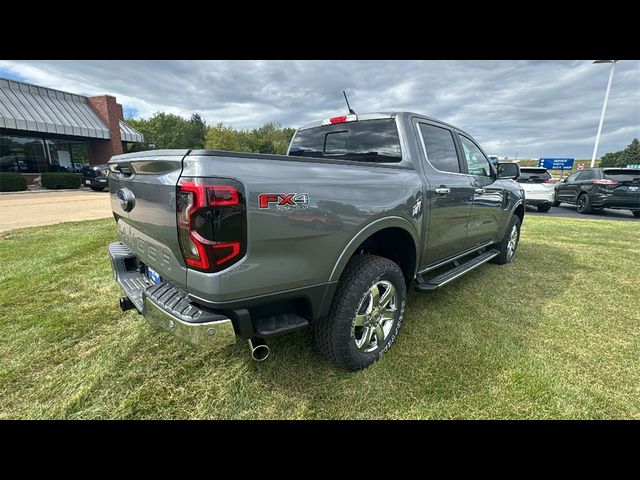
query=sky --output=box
[0,60,638,159]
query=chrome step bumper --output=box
[108,241,237,349]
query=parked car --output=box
[82,164,109,191]
[515,167,556,212]
[106,112,525,371]
[554,167,640,216]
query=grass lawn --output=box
[0,216,638,419]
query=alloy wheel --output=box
[353,280,397,353]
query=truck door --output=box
[417,122,474,265]
[456,133,505,248]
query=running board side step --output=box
[415,249,499,292]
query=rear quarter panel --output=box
[182,154,423,302]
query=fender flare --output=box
[328,216,420,283]
[500,199,525,238]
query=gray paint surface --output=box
[108,112,523,309]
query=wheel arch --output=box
[329,216,419,286]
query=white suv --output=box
[517,167,556,212]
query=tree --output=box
[619,138,640,166]
[599,151,622,167]
[125,112,207,151]
[126,113,296,155]
[598,139,640,167]
[205,123,244,151]
[184,113,207,149]
[204,122,295,155]
[244,122,296,155]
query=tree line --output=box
[125,112,295,155]
[599,138,640,167]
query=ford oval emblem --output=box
[117,188,135,212]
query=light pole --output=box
[590,60,617,168]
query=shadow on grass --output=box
[237,241,582,417]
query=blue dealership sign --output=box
[538,158,574,170]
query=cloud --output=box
[0,60,638,158]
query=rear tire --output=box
[537,203,551,213]
[632,210,640,218]
[490,214,521,265]
[576,193,592,214]
[314,254,406,372]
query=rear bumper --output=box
[525,198,552,206]
[590,195,640,209]
[524,190,555,204]
[108,242,237,349]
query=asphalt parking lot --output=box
[526,204,638,221]
[0,189,111,232]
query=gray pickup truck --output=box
[107,112,524,371]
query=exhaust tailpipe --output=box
[248,338,270,361]
[119,296,135,312]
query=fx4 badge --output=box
[259,193,310,210]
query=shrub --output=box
[41,173,82,190]
[0,172,28,192]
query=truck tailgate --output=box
[108,150,189,286]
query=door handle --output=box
[474,188,486,194]
[435,187,451,195]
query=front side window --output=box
[459,134,492,177]
[565,172,580,183]
[418,123,460,173]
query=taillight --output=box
[593,179,619,187]
[544,179,556,183]
[321,114,358,125]
[176,177,246,272]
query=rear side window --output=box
[518,169,551,181]
[418,123,460,173]
[578,170,596,180]
[604,170,640,182]
[289,119,402,163]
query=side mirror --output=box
[497,162,520,179]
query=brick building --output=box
[0,77,144,184]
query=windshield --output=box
[289,119,402,163]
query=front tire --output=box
[576,193,592,214]
[490,214,521,265]
[632,210,640,218]
[314,254,406,371]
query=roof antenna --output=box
[343,90,356,115]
